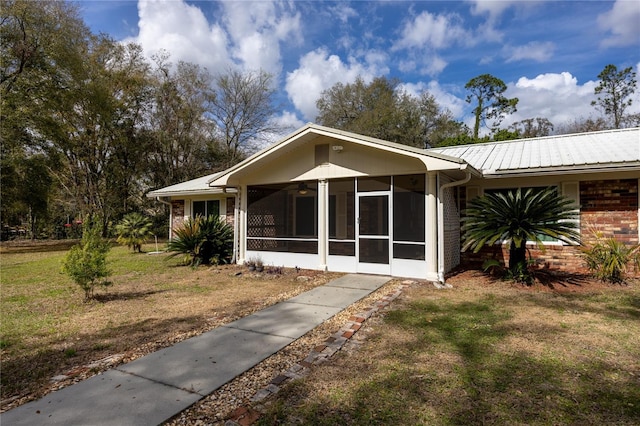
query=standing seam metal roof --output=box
[429,127,640,175]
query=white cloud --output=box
[327,4,358,24]
[504,72,599,127]
[285,48,385,121]
[468,0,518,19]
[598,0,640,48]
[504,41,555,63]
[125,0,301,78]
[220,1,301,74]
[392,11,471,77]
[400,81,466,118]
[124,0,232,73]
[394,11,470,51]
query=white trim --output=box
[246,251,319,270]
[426,172,438,280]
[356,190,392,275]
[318,179,328,271]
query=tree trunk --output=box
[508,241,527,272]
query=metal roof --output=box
[146,172,229,197]
[429,127,640,177]
[147,127,639,197]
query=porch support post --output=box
[426,172,439,281]
[318,179,328,271]
[238,184,247,264]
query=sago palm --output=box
[462,187,580,277]
[167,216,233,266]
[115,213,154,253]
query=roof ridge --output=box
[430,127,640,151]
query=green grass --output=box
[258,281,640,426]
[0,243,172,353]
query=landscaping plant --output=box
[115,212,154,252]
[582,236,639,283]
[166,215,233,266]
[62,218,112,300]
[463,187,580,283]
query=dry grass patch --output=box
[258,271,640,426]
[0,241,340,410]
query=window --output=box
[484,186,558,242]
[192,200,220,218]
[329,178,355,256]
[393,174,425,260]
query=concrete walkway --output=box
[2,274,391,426]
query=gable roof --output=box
[429,127,640,177]
[208,123,476,187]
[147,172,229,198]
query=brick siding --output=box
[171,200,185,232]
[461,178,639,275]
[226,197,235,227]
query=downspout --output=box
[437,171,472,284]
[155,196,171,206]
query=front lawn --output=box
[258,271,640,426]
[0,241,337,408]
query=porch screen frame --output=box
[246,182,318,254]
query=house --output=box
[147,124,640,281]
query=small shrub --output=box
[267,265,284,275]
[62,218,112,301]
[115,212,153,253]
[64,348,77,357]
[582,238,639,283]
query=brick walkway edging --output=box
[225,279,418,426]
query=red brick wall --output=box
[580,179,638,245]
[171,200,185,232]
[460,178,639,275]
[226,197,235,227]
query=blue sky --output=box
[79,0,640,135]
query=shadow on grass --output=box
[0,240,79,254]
[533,269,593,289]
[260,294,640,425]
[1,315,205,404]
[92,289,168,303]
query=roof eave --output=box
[481,163,640,178]
[146,188,237,198]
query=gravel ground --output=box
[164,279,412,426]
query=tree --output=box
[146,54,217,189]
[462,187,580,282]
[508,117,554,138]
[115,212,153,252]
[40,36,152,234]
[316,76,459,148]
[555,116,609,135]
[591,64,637,129]
[0,0,87,233]
[465,74,518,139]
[62,217,111,300]
[210,68,284,168]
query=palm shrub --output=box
[62,217,111,300]
[463,187,580,283]
[582,236,639,283]
[167,216,233,266]
[115,212,153,252]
